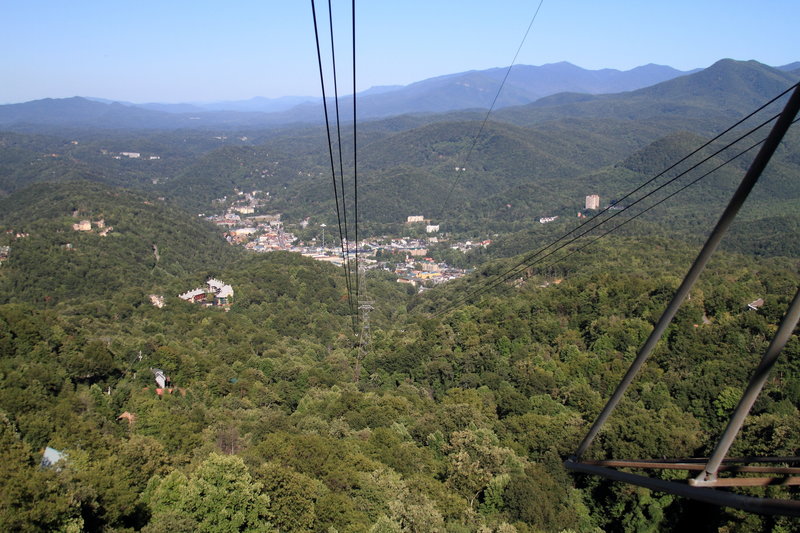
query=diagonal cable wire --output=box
[530,122,797,280]
[327,0,354,288]
[326,0,357,327]
[433,85,799,317]
[446,136,769,307]
[433,81,800,314]
[437,0,545,221]
[451,81,799,306]
[474,113,780,290]
[435,115,777,315]
[326,0,359,330]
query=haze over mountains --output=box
[2,59,798,134]
[1,58,798,254]
[0,61,712,130]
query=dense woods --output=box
[1,208,798,530]
[0,59,799,531]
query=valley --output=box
[0,59,799,531]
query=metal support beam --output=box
[572,84,800,460]
[582,459,800,475]
[564,459,800,516]
[692,287,800,485]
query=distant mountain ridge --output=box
[349,62,698,117]
[493,59,800,131]
[0,61,707,130]
[0,60,800,132]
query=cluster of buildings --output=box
[405,215,440,234]
[206,191,277,245]
[71,217,113,236]
[394,257,471,288]
[205,203,476,289]
[99,150,161,160]
[178,278,234,308]
[376,237,430,257]
[202,203,501,290]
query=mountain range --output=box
[1,58,799,253]
[0,62,709,130]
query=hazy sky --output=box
[2,0,798,104]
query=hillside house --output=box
[179,288,207,303]
[207,278,234,305]
[179,278,234,307]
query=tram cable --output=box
[434,111,782,316]
[532,120,798,277]
[351,0,360,302]
[451,112,782,304]
[325,0,359,330]
[433,82,800,316]
[311,0,358,330]
[326,0,354,283]
[436,0,546,222]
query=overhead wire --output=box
[436,0,546,222]
[352,0,360,302]
[465,82,799,292]
[467,113,781,293]
[326,0,355,304]
[532,120,799,277]
[433,82,800,316]
[311,0,358,331]
[435,112,782,315]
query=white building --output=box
[585,194,600,210]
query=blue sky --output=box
[2,0,798,104]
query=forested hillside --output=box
[1,222,798,530]
[0,57,799,532]
[0,182,238,304]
